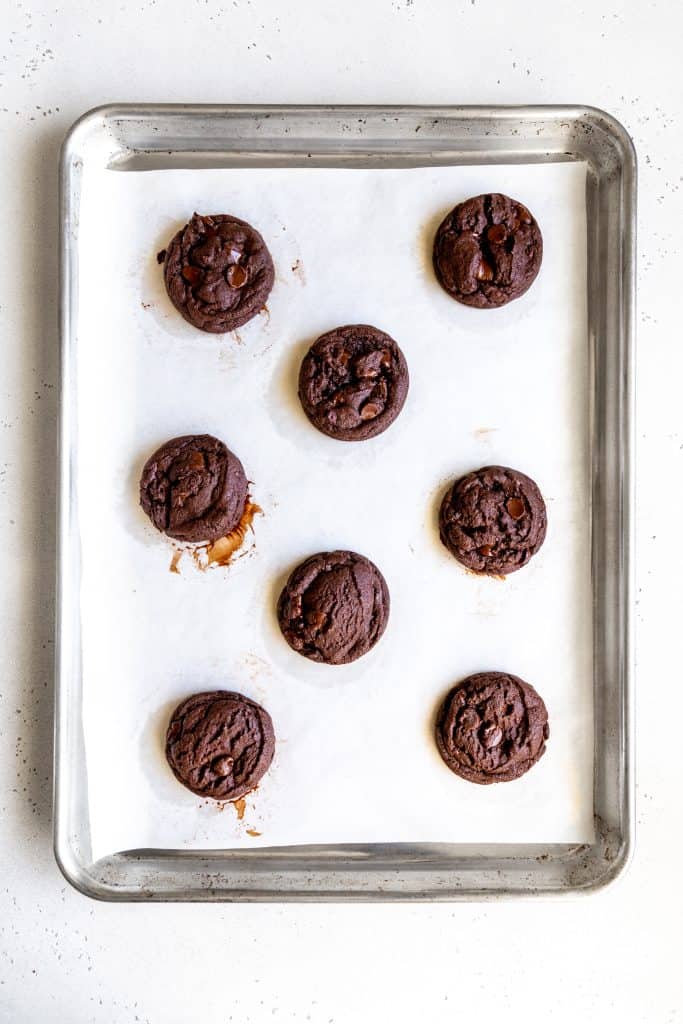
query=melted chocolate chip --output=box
[227,263,248,288]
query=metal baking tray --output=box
[56,104,635,901]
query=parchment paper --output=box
[76,161,592,859]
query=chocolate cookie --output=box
[161,213,274,333]
[277,550,390,664]
[435,672,549,785]
[439,465,547,576]
[139,434,248,543]
[165,690,275,801]
[298,325,409,441]
[433,193,542,309]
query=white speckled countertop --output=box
[1,1,680,1021]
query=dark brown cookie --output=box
[139,434,248,543]
[439,465,547,576]
[161,213,274,333]
[433,193,542,309]
[435,672,549,785]
[165,690,275,801]
[277,550,390,664]
[298,325,409,441]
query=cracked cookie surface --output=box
[165,690,275,801]
[298,325,409,441]
[433,193,542,308]
[139,433,247,543]
[439,465,547,576]
[277,550,390,664]
[161,213,274,333]
[435,672,549,785]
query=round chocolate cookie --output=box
[298,325,409,441]
[166,690,275,801]
[435,672,549,785]
[161,213,274,333]
[277,550,390,664]
[433,193,542,309]
[439,465,547,576]
[139,434,248,543]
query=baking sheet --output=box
[76,161,592,860]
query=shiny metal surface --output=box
[56,105,635,900]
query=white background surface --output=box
[78,162,590,856]
[0,1,680,1021]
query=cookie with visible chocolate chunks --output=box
[161,213,274,333]
[439,465,547,576]
[433,193,542,308]
[277,550,390,664]
[435,672,549,785]
[165,690,275,801]
[298,325,409,441]
[139,434,247,543]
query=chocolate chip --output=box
[156,249,167,265]
[506,497,525,520]
[374,378,388,402]
[481,724,503,749]
[476,258,494,281]
[304,609,327,629]
[487,224,507,244]
[479,544,493,557]
[360,402,380,421]
[459,708,480,730]
[354,350,384,379]
[181,265,203,285]
[212,755,234,777]
[226,264,248,288]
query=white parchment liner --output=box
[76,163,592,858]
